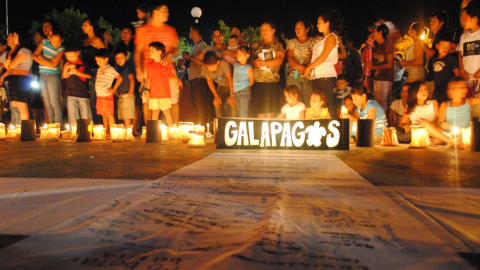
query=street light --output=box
[191,7,202,23]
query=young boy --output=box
[333,74,352,116]
[95,48,122,136]
[63,44,92,127]
[224,35,239,65]
[146,42,177,126]
[114,49,135,127]
[432,34,460,104]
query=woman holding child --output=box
[251,22,285,118]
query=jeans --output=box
[40,73,62,125]
[373,80,393,112]
[235,87,251,118]
[214,85,236,118]
[312,77,336,119]
[286,76,313,105]
[67,96,92,127]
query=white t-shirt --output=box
[408,100,437,125]
[457,29,480,75]
[389,99,405,116]
[281,102,306,120]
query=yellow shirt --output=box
[306,107,329,119]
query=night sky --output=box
[2,0,462,43]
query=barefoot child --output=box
[277,85,305,120]
[94,48,122,136]
[305,90,331,119]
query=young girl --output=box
[305,90,331,119]
[341,84,387,140]
[277,85,305,120]
[233,45,254,118]
[438,77,480,130]
[398,81,449,144]
[388,83,410,128]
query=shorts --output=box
[169,77,180,104]
[118,94,135,119]
[7,75,32,103]
[149,98,172,111]
[96,95,114,116]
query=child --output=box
[201,51,235,118]
[114,49,135,127]
[233,45,254,118]
[277,85,305,120]
[146,42,177,126]
[341,84,387,140]
[344,95,357,117]
[63,44,92,127]
[333,74,351,117]
[432,34,459,104]
[94,48,123,136]
[438,77,480,130]
[388,83,409,127]
[305,90,331,119]
[225,35,239,64]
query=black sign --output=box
[216,118,350,150]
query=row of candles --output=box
[0,122,211,146]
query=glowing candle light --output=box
[110,124,126,142]
[0,123,6,140]
[188,131,206,147]
[410,125,430,148]
[450,127,464,149]
[141,127,147,140]
[92,125,106,141]
[179,122,194,142]
[341,106,348,116]
[169,125,180,141]
[125,125,135,141]
[161,125,169,141]
[462,127,471,148]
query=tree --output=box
[217,20,261,45]
[30,6,120,46]
[175,36,194,61]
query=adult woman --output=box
[250,22,285,118]
[399,22,427,83]
[0,30,34,121]
[398,81,449,144]
[305,10,343,119]
[286,20,317,104]
[82,18,105,124]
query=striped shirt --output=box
[95,64,120,97]
[39,39,64,74]
[358,99,387,135]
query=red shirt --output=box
[146,62,175,98]
[134,23,179,68]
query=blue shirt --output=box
[357,99,387,135]
[446,100,471,129]
[233,63,252,92]
[39,39,64,74]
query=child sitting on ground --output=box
[438,77,480,130]
[277,85,305,120]
[95,48,122,136]
[63,44,92,127]
[388,83,409,128]
[305,90,331,119]
[344,95,357,117]
[146,42,178,126]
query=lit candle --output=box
[188,131,206,147]
[410,125,429,148]
[462,127,471,148]
[0,123,6,140]
[207,123,210,133]
[7,125,20,140]
[179,122,194,142]
[71,124,77,140]
[92,125,106,140]
[110,124,125,142]
[193,125,205,132]
[169,125,180,141]
[141,127,147,139]
[449,127,464,149]
[341,106,348,116]
[61,124,72,139]
[161,125,169,141]
[125,125,135,141]
[40,123,60,141]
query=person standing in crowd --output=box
[201,51,235,118]
[134,3,179,126]
[233,45,254,118]
[184,23,212,126]
[305,10,343,119]
[133,4,149,28]
[343,36,362,85]
[424,10,450,98]
[364,23,394,112]
[192,28,227,63]
[63,44,92,127]
[32,20,64,126]
[82,17,105,124]
[231,25,250,46]
[457,2,480,117]
[30,28,46,129]
[286,20,317,104]
[250,22,285,118]
[101,29,113,53]
[432,34,459,104]
[114,49,135,128]
[0,30,34,122]
[399,22,428,83]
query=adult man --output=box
[192,28,227,66]
[364,23,394,111]
[231,25,249,46]
[183,24,213,125]
[134,3,179,125]
[424,10,449,98]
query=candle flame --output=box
[66,124,70,131]
[452,127,459,135]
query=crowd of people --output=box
[0,1,479,144]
